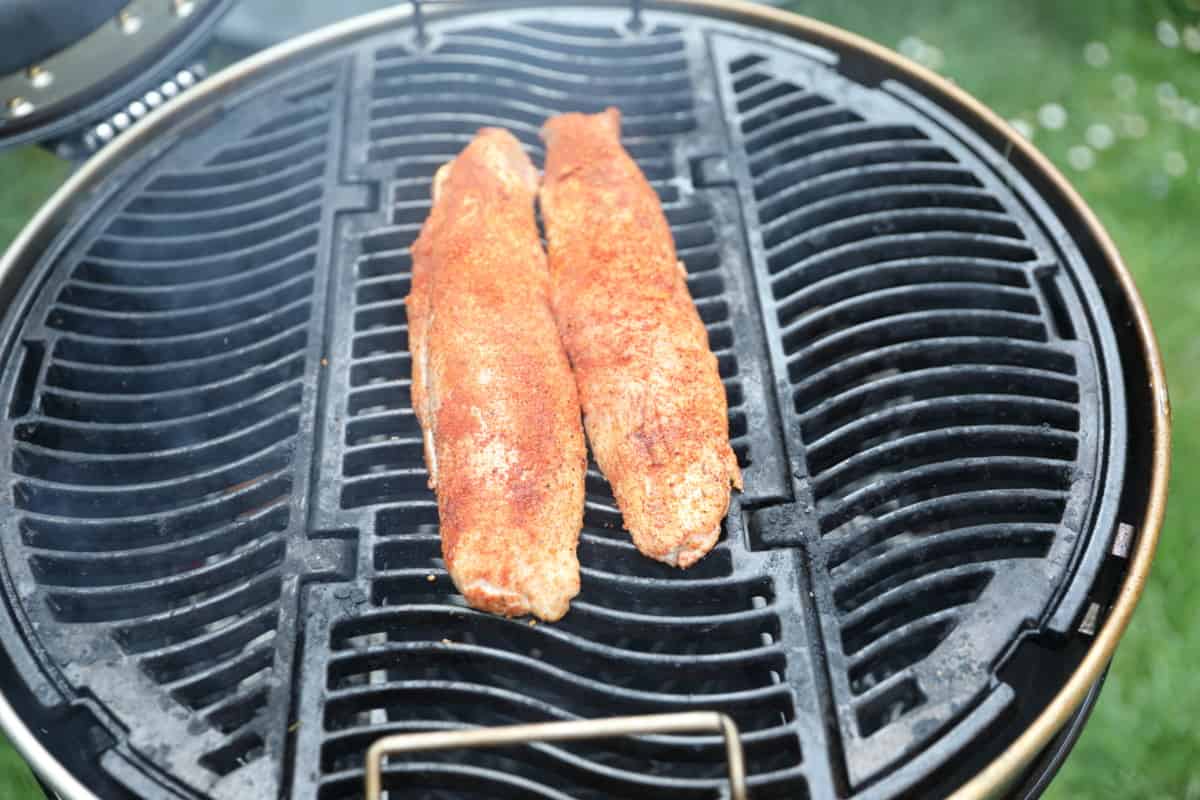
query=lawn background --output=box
[0,1,1196,797]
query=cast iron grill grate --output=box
[712,34,1108,784]
[9,67,344,783]
[0,4,1137,800]
[308,22,801,800]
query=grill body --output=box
[0,3,1166,799]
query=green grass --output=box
[0,1,1196,796]
[0,147,68,250]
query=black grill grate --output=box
[0,5,1136,800]
[9,67,345,784]
[713,33,1109,785]
[305,21,802,799]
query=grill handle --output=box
[364,711,749,800]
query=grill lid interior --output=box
[0,4,1149,799]
[0,0,234,152]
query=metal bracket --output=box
[409,0,427,46]
[629,0,644,30]
[364,711,749,800]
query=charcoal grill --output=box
[0,2,1169,799]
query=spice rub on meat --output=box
[407,129,587,620]
[540,109,742,568]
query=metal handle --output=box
[365,710,749,800]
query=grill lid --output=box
[0,0,128,76]
[0,3,1167,799]
[0,0,233,153]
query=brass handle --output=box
[364,710,749,800]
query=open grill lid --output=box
[0,0,233,153]
[0,2,1168,799]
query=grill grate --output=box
[0,5,1136,800]
[713,34,1107,785]
[10,66,346,783]
[305,20,803,799]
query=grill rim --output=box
[0,2,1169,799]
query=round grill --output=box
[0,3,1168,799]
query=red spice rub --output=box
[407,129,587,620]
[540,109,742,568]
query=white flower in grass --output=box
[1186,104,1200,130]
[898,36,924,60]
[1119,113,1149,138]
[1157,19,1181,48]
[1164,151,1187,177]
[1038,103,1068,130]
[1068,145,1095,171]
[1113,74,1137,100]
[1084,41,1110,67]
[1009,119,1035,140]
[1086,123,1115,150]
[922,45,944,71]
[1185,26,1200,52]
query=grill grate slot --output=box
[834,523,1055,620]
[855,678,925,739]
[199,733,267,777]
[140,607,279,685]
[839,568,991,656]
[206,686,271,734]
[755,143,959,203]
[757,164,985,225]
[115,573,284,653]
[763,187,1006,250]
[126,160,327,215]
[26,510,288,587]
[42,536,287,623]
[60,256,317,317]
[168,643,276,710]
[148,140,329,192]
[751,123,931,178]
[109,185,324,241]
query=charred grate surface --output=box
[313,538,803,800]
[0,65,349,798]
[0,6,1130,800]
[714,36,1106,789]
